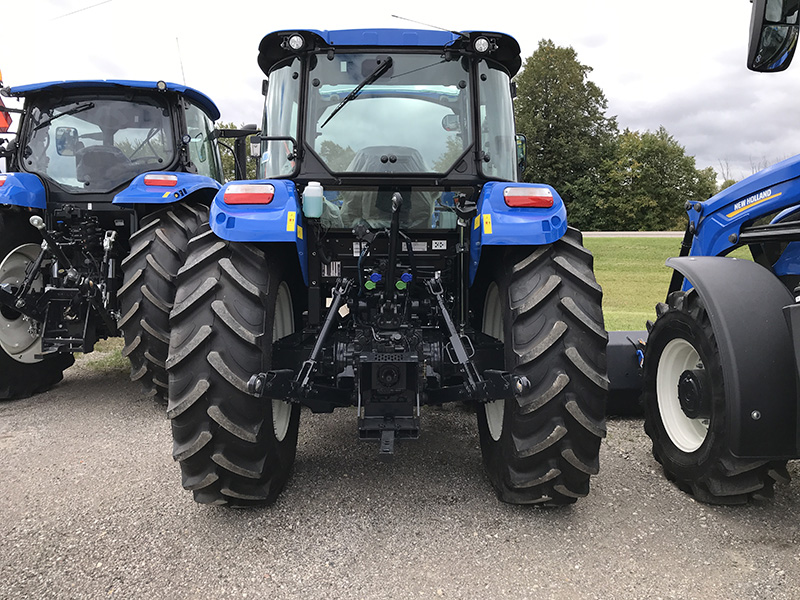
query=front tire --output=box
[474,228,608,504]
[167,228,301,505]
[0,212,73,400]
[642,290,785,504]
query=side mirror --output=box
[748,0,800,72]
[515,134,527,175]
[55,126,80,156]
[441,114,460,132]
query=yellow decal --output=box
[474,216,480,230]
[297,225,303,240]
[483,214,492,235]
[162,192,171,198]
[726,191,781,218]
[287,211,296,232]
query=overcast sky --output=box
[3,0,800,182]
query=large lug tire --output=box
[118,202,208,402]
[642,290,787,504]
[474,228,608,505]
[167,227,301,506]
[0,212,73,399]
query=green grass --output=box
[584,237,751,331]
[584,237,678,331]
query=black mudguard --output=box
[668,256,799,458]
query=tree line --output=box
[515,39,719,231]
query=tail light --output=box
[0,175,6,187]
[503,186,554,208]
[223,183,275,205]
[144,174,178,187]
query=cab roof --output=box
[258,28,522,78]
[4,80,220,121]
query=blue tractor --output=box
[640,0,800,504]
[0,79,226,401]
[166,28,609,506]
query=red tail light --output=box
[503,186,554,208]
[0,175,6,187]
[144,174,178,187]
[223,183,275,205]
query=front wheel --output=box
[474,228,608,505]
[642,290,785,504]
[167,229,301,505]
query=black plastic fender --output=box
[667,256,799,458]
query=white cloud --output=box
[3,0,798,182]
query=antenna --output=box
[176,38,187,85]
[390,15,467,39]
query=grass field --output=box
[584,236,751,331]
[584,237,679,332]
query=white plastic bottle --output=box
[302,181,324,219]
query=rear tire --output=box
[642,290,785,504]
[0,212,73,400]
[167,228,301,506]
[118,203,208,402]
[474,228,608,504]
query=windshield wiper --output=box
[33,102,95,132]
[320,57,393,129]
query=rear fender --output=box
[209,180,308,285]
[112,172,221,206]
[469,182,568,284]
[0,173,46,209]
[667,256,798,458]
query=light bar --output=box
[503,186,554,208]
[144,174,178,187]
[223,183,275,205]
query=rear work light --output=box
[144,174,178,187]
[503,186,554,208]
[223,183,275,205]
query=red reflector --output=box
[223,184,275,205]
[0,97,12,133]
[503,186,554,208]
[0,175,6,187]
[144,174,178,187]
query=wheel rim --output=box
[0,243,44,364]
[272,281,294,442]
[482,282,504,441]
[657,338,710,453]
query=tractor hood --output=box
[706,153,800,209]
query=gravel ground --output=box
[2,351,800,600]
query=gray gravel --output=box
[2,352,800,600]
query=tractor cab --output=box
[256,29,524,231]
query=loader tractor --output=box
[166,28,609,506]
[0,79,227,402]
[639,0,800,504]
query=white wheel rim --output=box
[482,282,504,441]
[272,281,294,442]
[656,338,709,453]
[0,243,44,364]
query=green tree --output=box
[216,121,258,181]
[514,39,618,230]
[598,127,718,230]
[319,140,356,172]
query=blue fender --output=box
[667,256,798,458]
[209,180,308,285]
[112,172,221,205]
[469,182,568,284]
[0,173,46,209]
